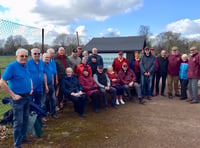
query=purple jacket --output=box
[167,54,182,76]
[187,52,200,79]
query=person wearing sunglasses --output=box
[0,48,33,148]
[26,48,45,108]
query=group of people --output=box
[0,45,200,148]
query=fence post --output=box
[42,28,44,54]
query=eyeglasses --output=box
[19,55,28,58]
[33,53,40,55]
[123,65,128,67]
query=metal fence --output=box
[0,19,79,55]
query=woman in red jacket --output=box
[75,57,92,79]
[79,67,102,112]
[107,66,125,105]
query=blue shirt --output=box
[44,62,53,85]
[26,58,44,92]
[179,63,188,80]
[49,58,57,75]
[2,61,31,94]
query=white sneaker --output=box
[116,99,120,105]
[120,99,125,104]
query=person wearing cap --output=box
[139,47,156,99]
[79,67,102,112]
[88,54,98,75]
[87,48,104,67]
[187,46,200,104]
[93,65,117,108]
[112,50,129,74]
[167,46,182,98]
[68,48,81,71]
[75,57,92,79]
[118,62,144,104]
[61,67,86,117]
[55,47,73,110]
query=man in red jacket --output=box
[112,51,129,74]
[187,46,200,104]
[167,46,182,98]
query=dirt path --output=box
[1,96,200,148]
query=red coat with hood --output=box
[78,73,98,96]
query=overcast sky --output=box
[0,0,200,44]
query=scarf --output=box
[57,52,66,69]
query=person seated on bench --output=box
[107,65,125,105]
[79,67,102,113]
[93,65,117,108]
[118,62,144,104]
[61,67,86,117]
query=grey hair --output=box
[66,67,73,73]
[47,48,55,53]
[82,56,87,61]
[107,65,113,70]
[181,54,188,59]
[31,48,41,53]
[16,48,28,56]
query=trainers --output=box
[120,99,125,104]
[116,99,120,105]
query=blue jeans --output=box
[12,95,30,148]
[188,79,199,102]
[31,91,43,106]
[141,75,153,97]
[42,84,56,116]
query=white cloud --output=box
[0,0,143,26]
[166,18,200,40]
[0,0,143,44]
[100,28,120,37]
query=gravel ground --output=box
[1,95,200,148]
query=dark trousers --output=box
[113,85,124,95]
[156,73,167,94]
[90,91,101,110]
[151,73,156,95]
[180,79,188,99]
[68,94,86,116]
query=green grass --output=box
[0,56,16,68]
[0,56,16,119]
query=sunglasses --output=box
[20,55,28,58]
[33,53,40,55]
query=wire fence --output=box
[0,19,80,120]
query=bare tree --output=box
[53,33,79,47]
[138,25,152,47]
[4,35,29,55]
